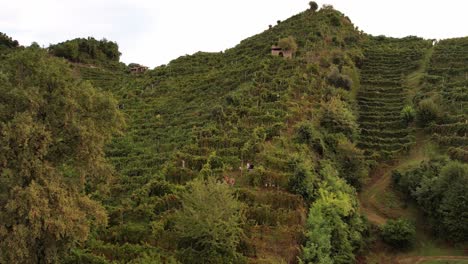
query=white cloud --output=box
[1,0,467,68]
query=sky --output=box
[1,0,467,68]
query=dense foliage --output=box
[380,218,416,249]
[48,37,121,64]
[0,48,124,263]
[173,178,245,264]
[393,159,468,242]
[0,32,19,50]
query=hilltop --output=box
[0,2,466,264]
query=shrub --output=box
[335,138,368,190]
[400,105,416,125]
[294,122,326,155]
[416,98,440,126]
[327,66,353,90]
[381,218,415,249]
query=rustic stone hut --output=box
[271,45,293,59]
[130,64,149,74]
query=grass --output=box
[404,46,434,104]
[421,260,468,264]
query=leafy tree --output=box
[48,37,121,64]
[287,156,317,202]
[0,32,19,49]
[393,159,467,242]
[380,218,415,249]
[433,161,468,241]
[0,48,124,263]
[309,1,319,12]
[173,178,245,264]
[302,186,364,264]
[319,96,359,139]
[278,36,298,54]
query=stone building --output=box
[271,45,293,59]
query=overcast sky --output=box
[2,0,467,68]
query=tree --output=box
[309,1,319,12]
[393,158,468,242]
[173,178,245,264]
[335,137,368,190]
[302,186,364,264]
[435,161,468,241]
[278,36,298,54]
[381,218,416,249]
[319,96,359,139]
[0,48,124,263]
[0,32,19,49]
[287,156,317,202]
[48,37,121,64]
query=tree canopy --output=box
[48,37,121,64]
[173,178,245,264]
[0,48,124,263]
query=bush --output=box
[335,137,368,190]
[381,218,415,249]
[327,66,353,90]
[294,122,326,154]
[416,98,440,126]
[400,105,416,125]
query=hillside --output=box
[72,5,369,263]
[0,3,466,264]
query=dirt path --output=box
[359,133,427,225]
[359,133,468,263]
[359,164,397,225]
[397,255,468,264]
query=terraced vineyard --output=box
[74,39,310,263]
[357,38,431,160]
[422,37,468,161]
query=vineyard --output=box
[357,38,431,160]
[421,37,468,162]
[2,3,466,263]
